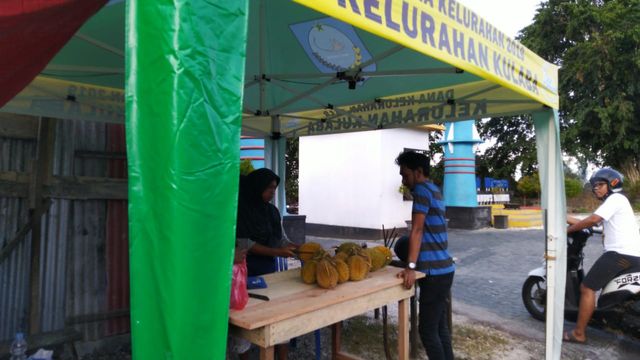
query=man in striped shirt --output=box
[395,151,455,360]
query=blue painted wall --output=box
[438,120,482,207]
[240,137,265,169]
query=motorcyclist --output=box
[564,168,640,343]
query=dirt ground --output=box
[74,309,628,360]
[340,312,544,360]
[70,294,640,360]
[73,311,547,360]
[276,308,631,360]
[227,308,592,360]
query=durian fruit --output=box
[298,242,323,262]
[301,260,318,284]
[316,257,339,289]
[313,248,328,260]
[347,255,370,281]
[334,251,349,263]
[374,246,393,266]
[366,247,387,272]
[346,246,371,271]
[336,242,362,255]
[334,258,350,283]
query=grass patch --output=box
[341,315,397,359]
[452,322,509,360]
[339,314,511,360]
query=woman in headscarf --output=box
[237,168,297,276]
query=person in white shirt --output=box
[564,168,640,343]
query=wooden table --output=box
[229,266,423,360]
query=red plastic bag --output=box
[230,259,248,310]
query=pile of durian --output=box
[298,242,392,289]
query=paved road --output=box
[449,227,573,323]
[306,225,640,358]
[448,227,640,359]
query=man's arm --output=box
[566,215,582,225]
[407,212,425,265]
[567,214,603,233]
[398,212,425,289]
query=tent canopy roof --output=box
[0,2,566,358]
[2,0,558,138]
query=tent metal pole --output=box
[269,77,337,113]
[278,114,324,122]
[267,79,327,105]
[268,80,375,129]
[264,116,287,214]
[239,123,270,136]
[455,84,502,101]
[74,32,125,57]
[44,64,124,74]
[259,0,266,113]
[359,45,404,68]
[244,78,259,89]
[533,109,566,360]
[268,73,336,80]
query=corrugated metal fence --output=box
[0,118,130,342]
[0,136,34,341]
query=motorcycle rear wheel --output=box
[522,276,546,321]
[619,299,640,339]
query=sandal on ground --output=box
[563,330,586,344]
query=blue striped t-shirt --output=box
[412,181,455,275]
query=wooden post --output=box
[398,298,409,360]
[332,322,342,359]
[28,117,56,334]
[259,346,275,360]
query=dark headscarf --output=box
[236,168,282,248]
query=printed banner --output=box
[290,17,377,74]
[1,75,124,123]
[243,80,544,137]
[294,0,559,108]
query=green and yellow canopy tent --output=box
[1,0,567,358]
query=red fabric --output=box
[0,0,107,107]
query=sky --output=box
[459,0,543,38]
[446,1,545,176]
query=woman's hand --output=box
[233,249,247,264]
[277,244,297,258]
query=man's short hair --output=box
[395,151,430,177]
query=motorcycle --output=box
[522,227,640,338]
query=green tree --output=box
[519,0,640,170]
[476,116,538,183]
[239,158,254,176]
[517,173,541,205]
[565,177,584,199]
[429,158,445,187]
[427,130,445,186]
[285,138,299,211]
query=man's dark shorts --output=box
[583,251,640,291]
